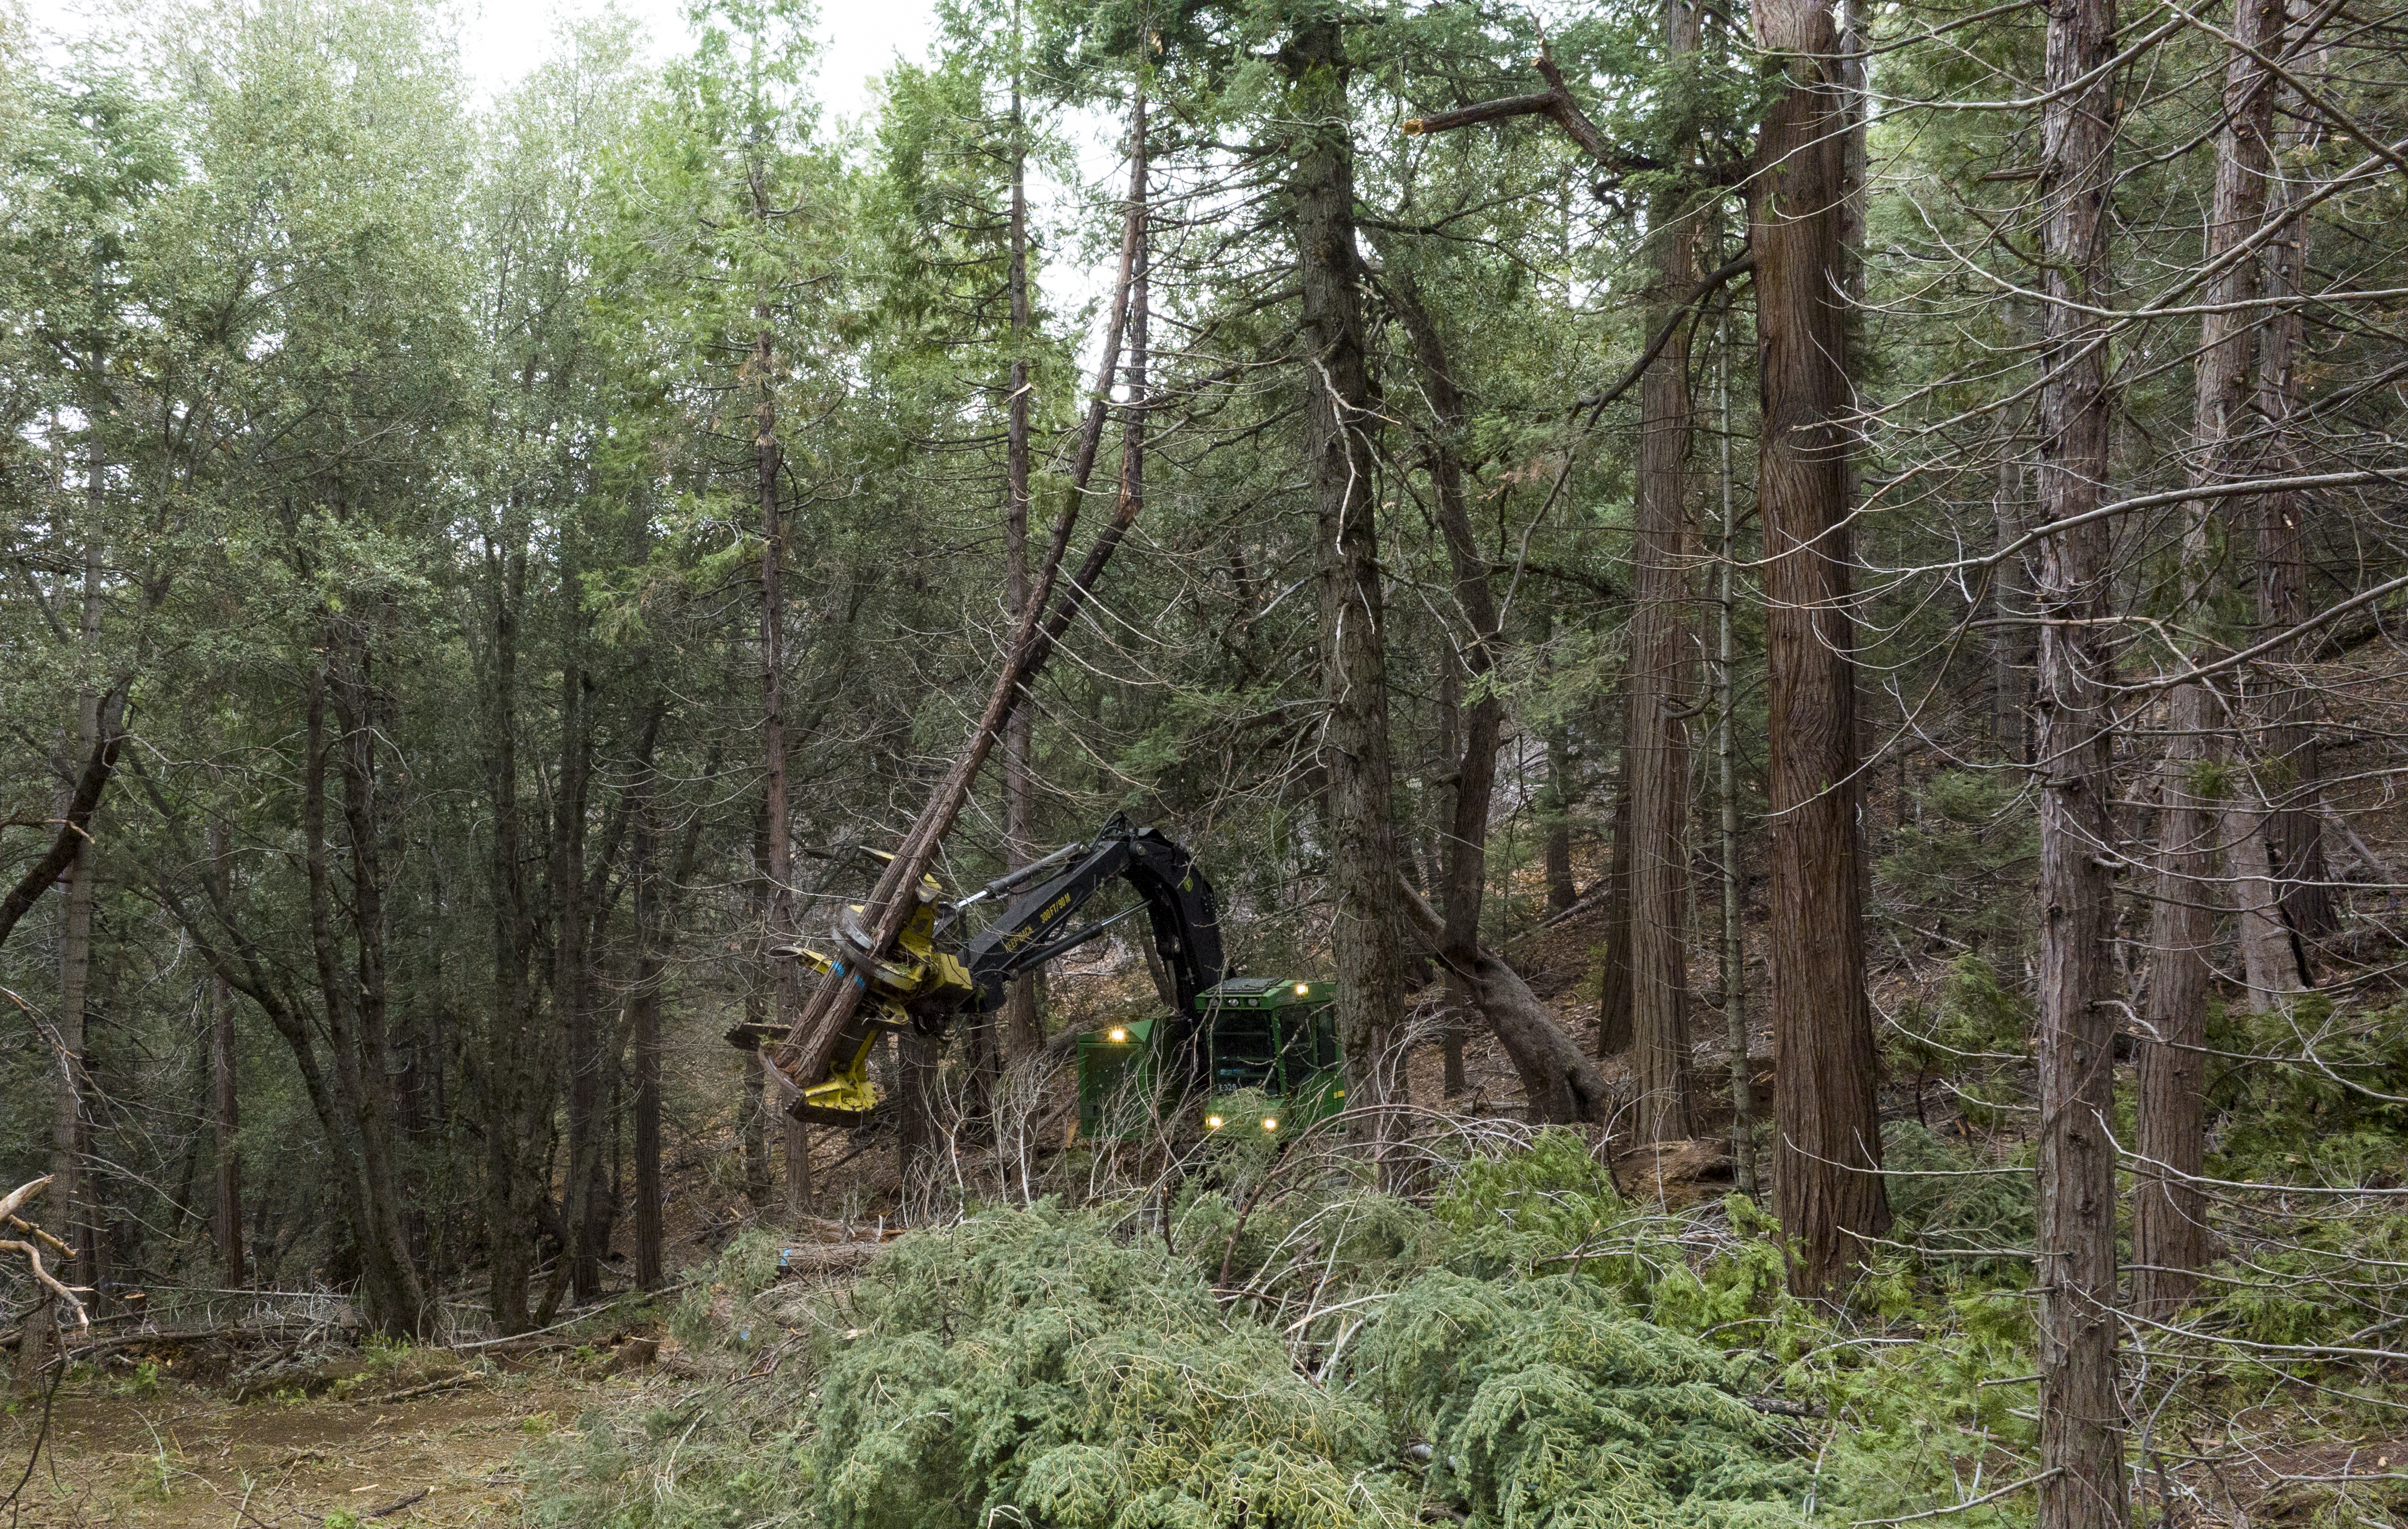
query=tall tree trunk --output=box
[2032,0,2128,1513]
[2139,0,2281,1319]
[999,6,1043,1069]
[1288,17,1409,1141]
[1751,0,1890,1295]
[1627,0,1705,1145]
[745,807,779,1208]
[1596,764,1634,1056]
[2137,681,2214,1319]
[2251,82,2330,943]
[210,817,245,1287]
[556,606,603,1302]
[1431,651,1470,1097]
[631,765,663,1290]
[56,530,105,1311]
[306,658,428,1336]
[1387,269,1503,1106]
[1538,727,1580,913]
[751,215,810,1218]
[483,537,551,1336]
[1715,301,1757,1198]
[1993,412,2034,762]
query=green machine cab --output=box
[1077,977,1344,1140]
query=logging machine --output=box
[726,812,1345,1138]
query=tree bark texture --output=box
[999,17,1043,1069]
[52,532,106,1307]
[1399,884,1613,1125]
[2250,89,2330,941]
[2139,0,2281,1318]
[483,536,555,1336]
[209,818,244,1287]
[1627,0,1705,1145]
[1751,0,1891,1295]
[1388,268,1500,1105]
[2138,680,2213,1318]
[556,597,603,1301]
[1288,18,1411,1135]
[1596,765,1635,1057]
[632,759,664,1292]
[1715,308,1756,1198]
[306,653,429,1336]
[2032,0,2129,1513]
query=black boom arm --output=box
[959,813,1227,1026]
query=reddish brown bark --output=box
[2032,0,2128,1513]
[2140,0,2282,1319]
[1289,18,1412,1135]
[1751,0,1890,1295]
[1626,0,1705,1145]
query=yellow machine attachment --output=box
[732,871,973,1127]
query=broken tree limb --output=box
[0,1178,89,1329]
[1402,52,1614,163]
[774,123,1153,1092]
[1395,881,1615,1127]
[0,687,127,953]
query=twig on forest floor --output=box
[365,1487,429,1518]
[1850,1468,2059,1526]
[348,1372,477,1405]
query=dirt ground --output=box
[1,1365,621,1528]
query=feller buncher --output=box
[727,813,1344,1139]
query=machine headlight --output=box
[1206,1114,1224,1130]
[1261,1117,1279,1132]
[1294,982,1309,996]
[1108,1027,1128,1043]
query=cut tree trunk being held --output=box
[766,95,1154,1106]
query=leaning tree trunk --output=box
[2139,0,2281,1319]
[1288,17,1412,1142]
[1397,885,1613,1125]
[2032,0,2128,1515]
[1625,0,1706,1145]
[1750,0,1890,1296]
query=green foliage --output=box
[810,1204,1405,1528]
[1881,1122,2035,1283]
[2209,996,2408,1190]
[1351,1270,1806,1528]
[533,1178,1837,1529]
[1874,773,2037,957]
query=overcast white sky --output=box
[32,0,1119,342]
[33,0,943,124]
[450,0,940,122]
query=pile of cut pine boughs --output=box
[526,1134,1871,1529]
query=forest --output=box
[3,0,2406,1525]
